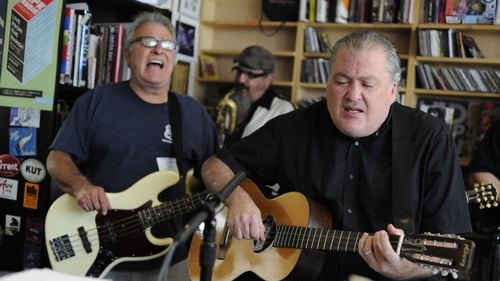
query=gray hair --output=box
[125,11,176,49]
[330,30,401,84]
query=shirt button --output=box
[349,174,354,180]
[354,141,359,146]
[347,208,353,214]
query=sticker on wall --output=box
[23,241,40,268]
[0,154,21,177]
[23,182,39,210]
[25,217,42,245]
[9,107,41,128]
[0,177,19,201]
[23,217,42,268]
[4,214,21,236]
[9,127,37,156]
[20,158,46,183]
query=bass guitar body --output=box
[45,170,205,278]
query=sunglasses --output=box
[130,36,177,51]
[232,67,268,79]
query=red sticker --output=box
[0,154,21,177]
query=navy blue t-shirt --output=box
[50,81,218,265]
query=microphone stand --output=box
[158,171,246,281]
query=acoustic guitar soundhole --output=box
[253,215,276,252]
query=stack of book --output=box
[58,3,130,89]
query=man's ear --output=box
[124,48,131,67]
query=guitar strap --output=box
[391,104,415,234]
[168,91,185,181]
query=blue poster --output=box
[9,127,37,156]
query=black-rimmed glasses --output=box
[232,67,268,79]
[130,36,177,51]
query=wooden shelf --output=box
[195,0,500,162]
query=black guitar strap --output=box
[168,91,185,181]
[391,104,415,234]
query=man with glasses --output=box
[222,45,295,146]
[46,11,218,281]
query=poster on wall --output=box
[179,0,201,19]
[0,0,64,111]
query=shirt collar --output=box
[254,89,276,110]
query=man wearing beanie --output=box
[222,45,295,146]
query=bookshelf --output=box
[195,0,500,163]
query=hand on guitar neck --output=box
[357,224,436,280]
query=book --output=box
[436,67,455,90]
[461,35,484,58]
[423,64,437,89]
[430,65,447,89]
[298,0,309,22]
[335,0,350,22]
[59,6,76,85]
[458,0,489,23]
[469,68,488,92]
[416,64,430,89]
[77,12,92,87]
[316,0,328,22]
[304,26,320,52]
[72,9,91,87]
[455,30,466,58]
[444,0,461,23]
[86,33,99,89]
[447,28,456,58]
[371,0,384,22]
[317,58,329,83]
[309,0,317,22]
[417,29,429,56]
[320,31,333,53]
[496,0,500,24]
[199,54,219,79]
[111,23,126,83]
[381,0,398,22]
[457,67,477,91]
[440,67,460,91]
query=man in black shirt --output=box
[200,30,472,280]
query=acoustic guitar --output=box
[188,178,476,281]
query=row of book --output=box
[416,64,500,93]
[418,29,484,58]
[298,0,415,24]
[422,0,500,24]
[301,58,330,84]
[59,4,130,89]
[417,98,500,158]
[303,27,332,53]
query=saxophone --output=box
[215,84,249,146]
